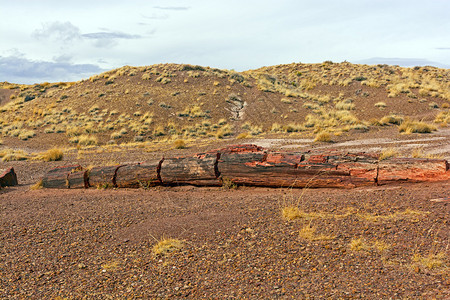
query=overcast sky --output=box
[1,0,449,84]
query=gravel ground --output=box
[1,181,449,298]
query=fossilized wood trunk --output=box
[0,167,18,187]
[160,153,220,186]
[68,170,88,189]
[42,165,82,189]
[88,165,122,188]
[115,161,161,188]
[378,158,450,185]
[37,145,450,190]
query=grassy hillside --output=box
[0,62,449,150]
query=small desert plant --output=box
[298,224,335,241]
[221,176,237,190]
[412,252,447,271]
[379,115,404,126]
[379,148,399,160]
[173,139,186,149]
[77,135,98,146]
[398,120,437,134]
[37,148,64,161]
[30,179,43,190]
[152,238,183,256]
[236,132,249,139]
[314,131,332,142]
[374,102,387,109]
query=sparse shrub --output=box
[1,149,29,162]
[110,132,122,139]
[299,225,335,241]
[37,148,64,161]
[152,238,183,256]
[375,102,387,108]
[173,139,186,149]
[412,252,447,270]
[379,115,404,126]
[221,177,237,189]
[18,130,36,140]
[280,98,292,104]
[30,179,43,190]
[399,120,437,134]
[237,132,249,139]
[314,131,332,142]
[428,102,439,109]
[379,148,399,160]
[77,135,98,146]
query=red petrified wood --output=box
[42,165,82,189]
[38,144,450,190]
[115,161,161,188]
[0,167,18,187]
[378,158,450,185]
[160,153,221,186]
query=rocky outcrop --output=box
[0,167,18,187]
[40,144,450,189]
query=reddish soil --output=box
[1,180,449,298]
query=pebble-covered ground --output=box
[1,181,448,298]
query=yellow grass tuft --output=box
[412,252,447,271]
[314,131,332,142]
[299,225,335,241]
[152,238,183,256]
[30,179,43,190]
[399,120,437,134]
[36,148,64,161]
[173,139,186,149]
[379,148,399,160]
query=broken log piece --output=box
[0,167,18,187]
[160,153,220,186]
[42,165,82,189]
[88,165,122,188]
[378,158,450,185]
[115,161,161,188]
[68,170,88,189]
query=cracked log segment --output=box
[88,165,123,188]
[378,158,450,185]
[115,161,161,188]
[160,153,221,186]
[218,150,379,188]
[42,165,83,189]
[0,167,18,187]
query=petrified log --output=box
[115,161,161,188]
[218,151,378,188]
[0,167,18,187]
[42,165,82,189]
[378,158,450,185]
[160,153,220,186]
[88,165,122,188]
[67,170,88,189]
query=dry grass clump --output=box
[77,135,98,146]
[152,238,183,256]
[349,238,390,253]
[36,148,64,161]
[434,110,449,125]
[298,225,335,241]
[379,115,404,126]
[173,139,186,149]
[314,131,332,142]
[379,148,399,160]
[411,147,443,159]
[30,179,43,190]
[374,102,387,109]
[398,120,437,134]
[0,149,30,162]
[412,252,447,271]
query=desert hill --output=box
[0,62,449,150]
